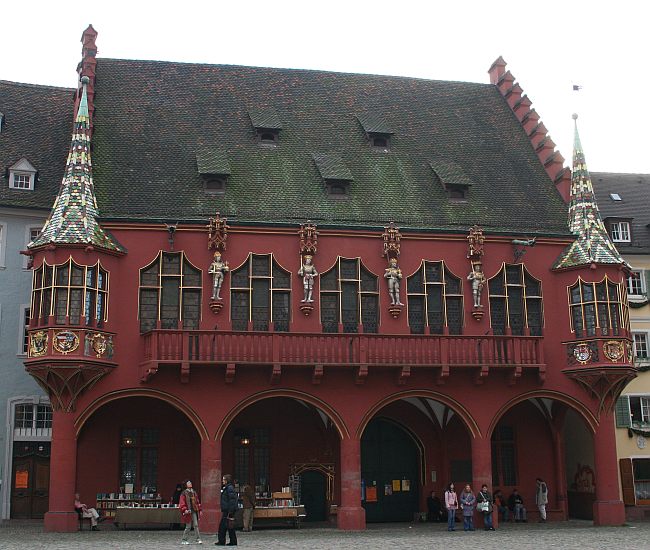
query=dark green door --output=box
[301,470,327,521]
[361,418,420,522]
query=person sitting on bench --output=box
[74,492,101,530]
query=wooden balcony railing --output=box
[140,330,544,383]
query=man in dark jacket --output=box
[507,488,527,522]
[216,474,238,546]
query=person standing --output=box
[179,480,202,545]
[460,484,476,531]
[74,493,101,530]
[241,484,256,532]
[476,484,495,530]
[536,478,549,523]
[444,482,458,531]
[216,474,238,546]
[426,490,443,522]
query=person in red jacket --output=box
[179,480,202,545]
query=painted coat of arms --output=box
[603,340,625,362]
[573,342,593,364]
[29,331,48,357]
[53,331,79,354]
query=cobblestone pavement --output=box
[1,520,649,550]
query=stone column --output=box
[471,433,497,528]
[338,437,365,530]
[201,438,222,533]
[44,411,78,532]
[592,411,625,525]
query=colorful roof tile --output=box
[29,78,124,252]
[553,115,627,270]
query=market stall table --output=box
[114,506,180,529]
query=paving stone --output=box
[1,520,649,549]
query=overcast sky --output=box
[3,1,649,173]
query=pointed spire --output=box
[553,115,626,270]
[29,77,125,253]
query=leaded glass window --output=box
[31,259,108,327]
[406,261,464,335]
[489,264,543,336]
[230,254,291,332]
[120,427,160,492]
[319,258,379,333]
[569,277,628,338]
[138,252,202,332]
[491,425,517,486]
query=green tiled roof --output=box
[29,80,124,253]
[553,117,627,270]
[430,160,473,187]
[249,107,283,130]
[357,113,393,135]
[313,153,353,181]
[0,81,73,211]
[197,147,231,175]
[88,59,571,234]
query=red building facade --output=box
[25,27,635,532]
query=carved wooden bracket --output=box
[398,365,411,385]
[436,365,450,385]
[474,365,489,385]
[312,364,324,385]
[471,307,484,322]
[564,366,637,415]
[388,304,402,319]
[356,365,368,385]
[225,363,236,384]
[180,362,190,383]
[270,363,282,384]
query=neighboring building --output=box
[0,80,73,519]
[593,172,650,519]
[21,27,637,533]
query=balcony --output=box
[562,336,637,413]
[140,330,545,385]
[24,328,117,411]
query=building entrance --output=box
[361,418,419,522]
[301,470,327,521]
[10,442,50,519]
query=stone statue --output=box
[298,255,318,302]
[384,258,404,306]
[209,251,229,300]
[467,263,486,307]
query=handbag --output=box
[227,515,235,529]
[477,501,490,512]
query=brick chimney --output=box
[76,25,98,131]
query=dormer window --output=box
[258,130,279,145]
[204,176,226,194]
[610,221,631,243]
[430,160,473,201]
[357,113,393,152]
[313,154,353,197]
[8,158,37,191]
[196,147,231,195]
[249,108,282,147]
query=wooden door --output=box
[10,442,51,519]
[620,458,636,505]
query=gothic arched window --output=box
[488,264,543,336]
[569,277,628,338]
[31,259,108,326]
[319,257,379,333]
[406,261,463,335]
[230,254,291,332]
[138,252,202,332]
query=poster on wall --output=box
[366,486,378,502]
[384,484,392,496]
[15,470,29,489]
[402,479,410,492]
[392,479,401,492]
